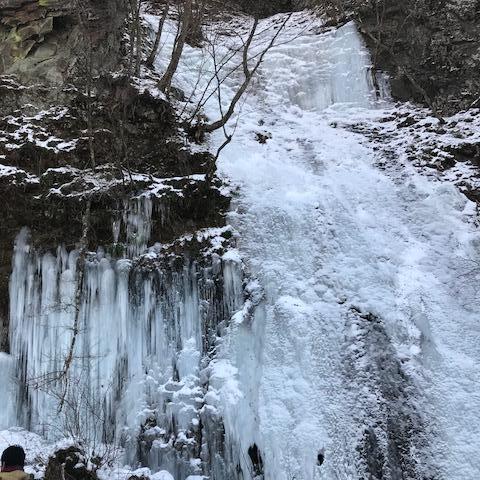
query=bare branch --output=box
[202,13,292,134]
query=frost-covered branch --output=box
[58,199,91,413]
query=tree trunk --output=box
[134,0,143,77]
[146,1,170,68]
[58,199,91,413]
[159,0,192,93]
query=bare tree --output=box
[127,0,144,77]
[58,199,91,412]
[85,55,96,170]
[187,0,207,46]
[192,13,292,140]
[71,0,98,169]
[357,23,436,113]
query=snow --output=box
[150,471,175,480]
[0,428,67,479]
[43,165,205,199]
[98,466,177,480]
[0,164,39,185]
[0,107,77,153]
[327,103,480,197]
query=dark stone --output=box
[397,116,417,128]
[248,444,264,476]
[444,142,480,166]
[255,131,272,143]
[235,0,295,18]
[344,309,435,478]
[362,427,385,480]
[44,447,99,480]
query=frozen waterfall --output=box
[208,15,479,480]
[2,11,479,480]
[259,21,376,111]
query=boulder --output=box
[44,446,99,480]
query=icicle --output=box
[123,196,154,258]
[222,250,243,319]
[0,352,14,430]
[112,218,121,245]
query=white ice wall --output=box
[209,11,480,480]
[259,21,375,112]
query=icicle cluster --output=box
[6,195,244,478]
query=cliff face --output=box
[0,3,232,474]
[0,0,125,84]
[300,0,480,114]
[0,0,124,351]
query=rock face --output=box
[0,0,126,84]
[0,0,228,355]
[299,0,480,114]
[44,446,99,480]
